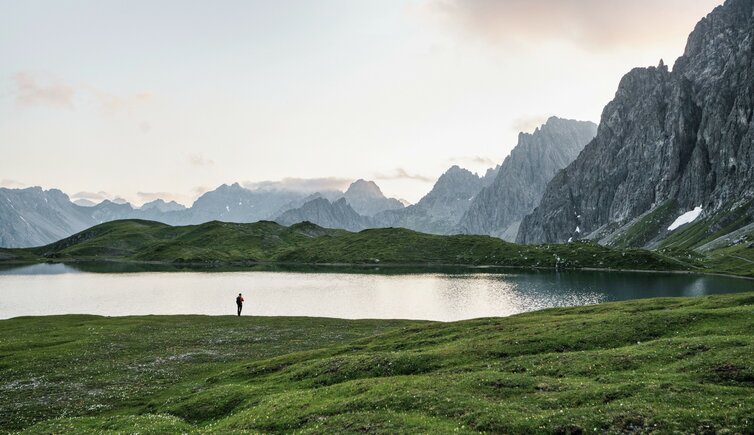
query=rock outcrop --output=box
[518,0,754,246]
[459,117,597,241]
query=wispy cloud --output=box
[511,115,550,134]
[70,191,113,203]
[450,156,498,167]
[14,72,75,108]
[136,191,188,206]
[92,89,154,114]
[188,154,215,167]
[425,0,723,51]
[13,71,154,113]
[243,177,353,193]
[0,179,26,188]
[374,168,435,183]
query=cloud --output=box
[193,186,211,195]
[139,121,152,134]
[188,154,215,167]
[70,191,113,203]
[0,179,26,188]
[243,177,353,193]
[425,0,723,51]
[136,191,189,205]
[450,156,498,167]
[374,168,435,183]
[93,90,154,114]
[511,114,550,133]
[13,71,154,113]
[14,72,75,108]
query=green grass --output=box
[612,200,678,248]
[2,293,754,433]
[659,200,753,251]
[0,219,688,273]
[2,217,751,277]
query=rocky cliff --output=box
[518,0,754,246]
[459,117,597,241]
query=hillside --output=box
[0,219,692,273]
[2,293,754,433]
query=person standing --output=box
[236,293,244,316]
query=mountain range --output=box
[0,181,401,248]
[2,0,753,259]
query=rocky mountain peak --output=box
[459,118,597,241]
[344,179,384,199]
[517,0,754,245]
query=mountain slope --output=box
[373,166,493,235]
[341,179,404,216]
[275,197,371,232]
[460,117,597,241]
[0,187,96,248]
[518,0,754,247]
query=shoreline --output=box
[1,257,752,280]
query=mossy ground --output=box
[3,293,754,433]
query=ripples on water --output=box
[0,264,751,321]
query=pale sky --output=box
[0,0,724,205]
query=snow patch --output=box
[225,205,230,212]
[668,206,703,231]
[575,226,581,234]
[567,237,573,243]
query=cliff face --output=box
[459,117,597,241]
[518,0,754,245]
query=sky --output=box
[0,0,724,205]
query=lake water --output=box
[0,263,752,321]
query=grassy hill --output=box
[2,293,753,433]
[0,219,691,273]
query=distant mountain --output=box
[273,191,343,217]
[0,187,95,248]
[374,166,494,234]
[73,198,96,207]
[517,0,754,248]
[270,179,405,230]
[275,197,370,232]
[341,179,404,216]
[181,183,306,225]
[0,179,405,247]
[140,199,186,213]
[459,117,597,241]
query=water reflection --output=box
[0,264,751,321]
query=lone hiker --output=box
[236,293,244,316]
